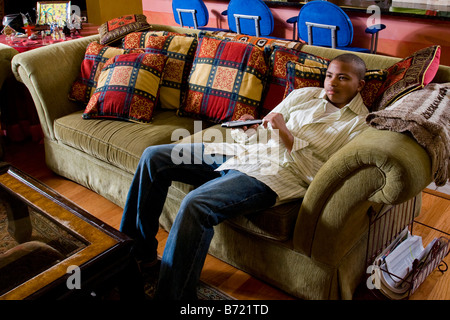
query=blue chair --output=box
[222,0,274,37]
[287,1,386,53]
[172,0,221,30]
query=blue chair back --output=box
[298,1,353,47]
[226,0,274,36]
[172,0,209,28]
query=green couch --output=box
[0,43,19,158]
[10,24,450,299]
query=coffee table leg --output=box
[0,189,32,243]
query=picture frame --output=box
[36,1,72,25]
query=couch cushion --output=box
[55,110,199,174]
[83,53,168,123]
[166,182,302,241]
[226,199,302,241]
[178,33,269,123]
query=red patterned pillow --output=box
[83,53,167,123]
[374,45,441,111]
[178,34,269,123]
[262,46,329,116]
[69,42,143,104]
[98,14,152,45]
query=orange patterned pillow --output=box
[178,34,269,123]
[83,53,167,123]
[69,42,143,104]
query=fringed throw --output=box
[366,83,450,186]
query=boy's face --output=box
[324,60,365,109]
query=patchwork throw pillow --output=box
[124,34,198,110]
[99,14,152,45]
[69,42,143,104]
[374,45,441,111]
[283,61,389,111]
[178,34,269,123]
[262,46,329,116]
[82,53,167,123]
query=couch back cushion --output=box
[55,110,199,174]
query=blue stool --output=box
[287,1,386,53]
[172,0,224,31]
[222,0,274,37]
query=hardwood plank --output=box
[3,140,450,300]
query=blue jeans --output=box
[120,143,277,299]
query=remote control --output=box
[221,119,263,128]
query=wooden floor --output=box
[3,139,450,300]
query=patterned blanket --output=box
[366,83,450,186]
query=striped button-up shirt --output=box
[204,87,369,204]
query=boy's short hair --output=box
[330,54,366,80]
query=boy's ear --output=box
[357,79,366,92]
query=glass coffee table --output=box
[0,163,140,300]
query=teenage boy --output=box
[120,53,369,299]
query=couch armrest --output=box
[0,44,18,88]
[11,35,99,140]
[293,127,432,265]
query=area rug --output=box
[140,266,235,300]
[0,201,235,300]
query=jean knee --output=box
[140,145,173,167]
[180,192,219,227]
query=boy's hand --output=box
[238,114,259,131]
[263,113,294,152]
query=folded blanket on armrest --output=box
[366,83,450,186]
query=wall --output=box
[86,0,143,25]
[142,0,450,66]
